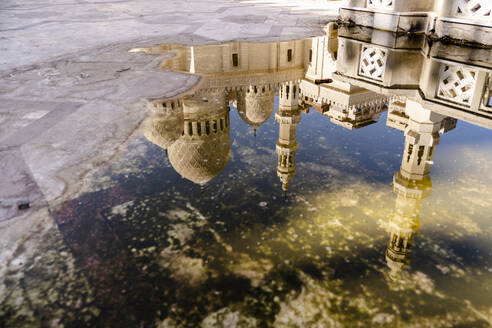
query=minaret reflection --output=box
[275,81,302,194]
[386,99,457,280]
[386,172,430,281]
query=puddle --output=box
[3,25,492,327]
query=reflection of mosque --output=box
[143,27,389,191]
[144,40,307,188]
[385,99,457,280]
[141,22,489,282]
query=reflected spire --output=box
[276,81,302,193]
[385,99,457,281]
[386,176,428,281]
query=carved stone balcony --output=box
[333,27,492,129]
[451,0,491,19]
[339,0,492,45]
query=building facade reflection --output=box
[141,40,308,187]
[300,24,388,130]
[142,23,491,200]
[141,31,402,190]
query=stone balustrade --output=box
[333,27,492,129]
[339,0,492,45]
[343,0,491,18]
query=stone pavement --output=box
[0,1,339,325]
[1,0,341,71]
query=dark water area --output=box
[50,99,492,327]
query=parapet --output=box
[339,0,492,45]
